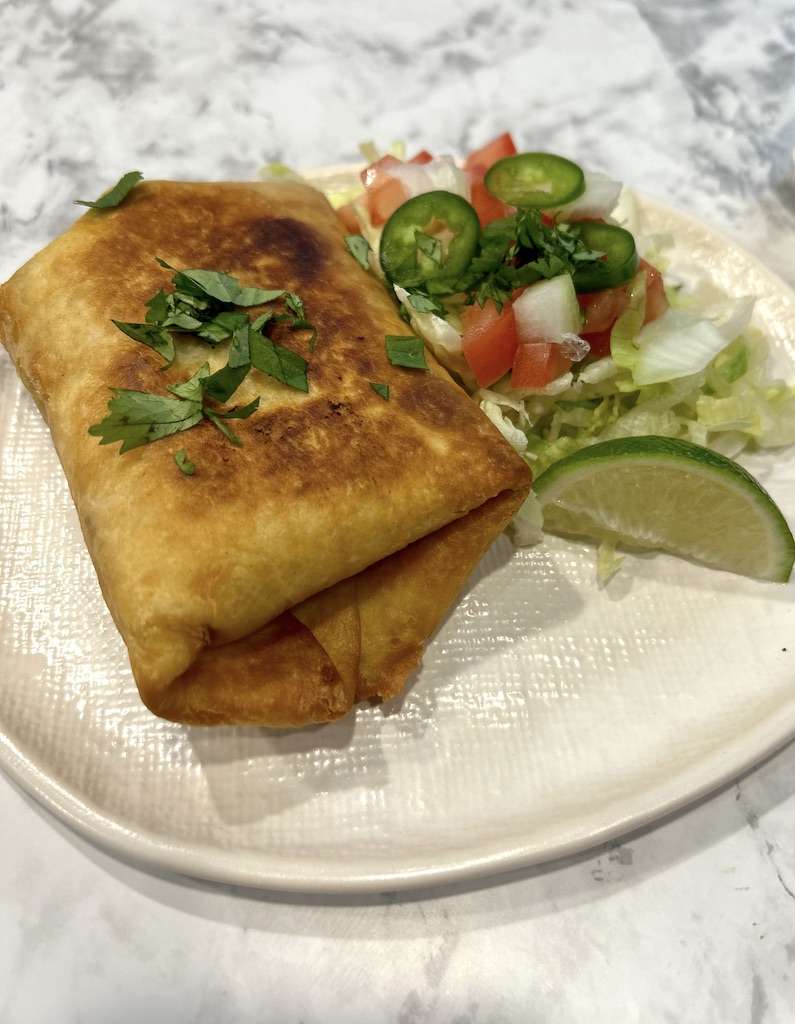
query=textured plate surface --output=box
[1,187,795,893]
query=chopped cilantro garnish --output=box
[111,320,175,368]
[455,209,604,310]
[204,409,242,446]
[174,449,195,475]
[214,397,261,419]
[407,292,445,316]
[385,335,428,370]
[414,231,442,266]
[285,292,306,319]
[345,234,371,270]
[90,259,317,455]
[370,382,390,400]
[250,332,309,392]
[75,171,143,209]
[144,289,169,324]
[88,390,204,453]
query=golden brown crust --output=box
[355,488,524,702]
[0,180,531,726]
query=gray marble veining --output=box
[1,0,795,1021]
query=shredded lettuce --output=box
[633,309,729,386]
[479,395,529,452]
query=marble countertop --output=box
[2,0,795,1020]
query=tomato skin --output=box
[581,329,613,360]
[578,286,630,333]
[337,201,361,233]
[358,155,405,225]
[461,300,519,387]
[370,178,411,225]
[510,342,572,389]
[464,132,518,175]
[465,134,516,227]
[359,152,437,227]
[470,179,512,227]
[640,258,668,324]
[575,259,667,360]
[360,154,401,189]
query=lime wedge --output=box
[533,436,795,582]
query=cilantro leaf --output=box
[237,287,285,307]
[201,324,251,403]
[415,231,442,266]
[213,397,260,419]
[407,292,445,315]
[202,365,250,404]
[454,208,604,312]
[385,335,428,370]
[345,235,371,271]
[112,320,175,367]
[370,382,389,400]
[162,310,203,331]
[285,292,306,319]
[174,449,196,475]
[251,312,274,332]
[175,269,242,303]
[171,290,211,312]
[250,332,309,392]
[227,323,251,368]
[168,363,210,401]
[145,289,169,324]
[195,310,248,345]
[75,171,143,209]
[204,409,242,446]
[88,389,203,453]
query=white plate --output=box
[1,184,795,894]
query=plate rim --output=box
[2,185,795,894]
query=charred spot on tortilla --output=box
[241,216,329,281]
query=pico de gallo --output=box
[265,134,795,527]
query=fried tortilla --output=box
[0,179,530,726]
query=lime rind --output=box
[533,436,795,582]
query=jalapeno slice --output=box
[379,191,480,289]
[485,152,585,209]
[572,222,638,292]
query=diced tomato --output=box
[574,259,668,360]
[409,149,433,165]
[336,201,361,234]
[369,178,410,225]
[581,329,613,360]
[359,155,407,225]
[510,342,572,389]
[464,132,517,175]
[578,286,630,333]
[360,154,401,189]
[461,300,519,387]
[470,179,511,227]
[640,258,668,325]
[465,137,515,226]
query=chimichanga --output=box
[0,178,530,726]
